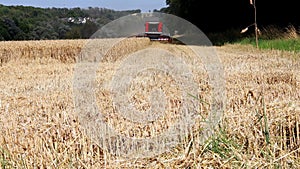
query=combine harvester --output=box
[134,21,173,43]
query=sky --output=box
[0,0,168,12]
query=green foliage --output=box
[206,28,244,46]
[0,146,13,168]
[204,126,243,167]
[239,38,300,52]
[259,38,300,52]
[0,4,141,40]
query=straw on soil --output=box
[0,40,299,168]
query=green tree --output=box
[81,20,98,38]
[0,3,142,41]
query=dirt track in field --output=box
[0,40,299,168]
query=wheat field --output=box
[0,39,299,168]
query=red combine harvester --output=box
[135,21,173,43]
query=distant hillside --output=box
[0,4,141,40]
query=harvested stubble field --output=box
[0,38,299,168]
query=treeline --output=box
[163,0,299,33]
[160,0,299,45]
[0,4,141,41]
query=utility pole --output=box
[252,0,259,48]
[241,0,259,48]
